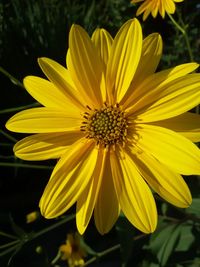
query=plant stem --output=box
[31,214,76,240]
[0,231,18,240]
[168,13,194,62]
[0,244,20,257]
[0,162,53,170]
[83,244,121,266]
[0,130,18,143]
[0,66,24,89]
[51,250,62,265]
[0,102,39,114]
[0,240,19,250]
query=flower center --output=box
[81,104,128,147]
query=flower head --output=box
[6,18,200,235]
[59,233,87,267]
[131,0,184,20]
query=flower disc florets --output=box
[81,104,128,146]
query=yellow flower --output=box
[131,0,184,20]
[59,233,86,267]
[6,19,200,235]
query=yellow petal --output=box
[76,149,107,234]
[91,28,113,102]
[94,151,120,234]
[38,57,85,110]
[136,1,153,20]
[91,28,113,67]
[121,33,162,106]
[158,1,165,17]
[6,107,82,133]
[152,112,200,142]
[106,18,142,104]
[40,140,98,218]
[134,33,162,85]
[137,74,200,122]
[69,24,103,108]
[13,131,84,161]
[142,9,152,20]
[135,152,192,208]
[151,2,159,18]
[164,0,176,14]
[110,149,157,233]
[137,124,200,175]
[126,63,199,112]
[23,76,78,110]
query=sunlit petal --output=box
[38,57,85,110]
[121,33,162,106]
[110,149,157,233]
[136,74,200,122]
[23,76,78,110]
[134,152,192,208]
[106,18,142,103]
[91,28,113,102]
[6,107,82,133]
[152,112,200,142]
[13,132,84,160]
[91,28,113,67]
[40,140,97,218]
[94,151,120,234]
[69,24,103,108]
[76,149,107,234]
[125,63,199,112]
[137,124,200,175]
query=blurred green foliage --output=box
[0,0,200,267]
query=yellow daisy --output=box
[6,18,200,235]
[59,233,86,267]
[131,0,184,20]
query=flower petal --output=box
[40,139,98,218]
[110,148,157,233]
[91,28,113,103]
[76,149,107,234]
[13,131,84,161]
[125,63,199,112]
[164,0,176,14]
[137,124,200,175]
[135,152,192,208]
[134,33,162,85]
[23,76,78,110]
[106,18,142,104]
[94,151,120,234]
[38,57,85,110]
[6,107,82,133]
[136,0,153,20]
[136,74,200,122]
[91,28,113,67]
[121,33,162,105]
[152,112,200,142]
[68,24,103,108]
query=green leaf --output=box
[185,198,200,216]
[9,215,27,239]
[175,224,194,252]
[149,223,183,267]
[116,215,147,267]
